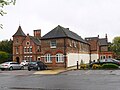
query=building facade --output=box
[85,34,114,62]
[40,25,90,68]
[12,25,113,68]
[13,26,41,63]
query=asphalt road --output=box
[1,70,120,90]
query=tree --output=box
[0,0,16,28]
[110,36,120,59]
[0,39,13,62]
[0,39,13,54]
[0,51,9,63]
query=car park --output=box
[0,62,24,71]
[28,61,47,71]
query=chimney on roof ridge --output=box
[98,35,99,38]
[66,28,69,30]
[105,34,107,39]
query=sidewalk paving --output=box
[34,66,77,75]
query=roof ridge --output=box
[58,25,68,37]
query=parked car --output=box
[0,62,24,71]
[90,58,120,68]
[20,60,29,66]
[28,61,47,71]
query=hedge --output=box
[101,63,119,69]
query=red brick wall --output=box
[13,35,41,63]
[41,38,90,68]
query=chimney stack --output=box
[105,34,107,39]
[97,35,99,38]
[34,29,41,39]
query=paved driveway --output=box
[0,70,120,90]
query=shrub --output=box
[101,63,119,69]
[80,64,88,69]
[92,64,101,69]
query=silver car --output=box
[0,62,24,71]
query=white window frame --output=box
[56,53,64,63]
[50,40,56,48]
[100,55,106,60]
[29,46,32,53]
[16,47,18,54]
[45,54,52,63]
[26,41,30,45]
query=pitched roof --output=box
[85,37,99,41]
[99,38,108,46]
[41,25,88,44]
[30,36,41,45]
[13,26,26,37]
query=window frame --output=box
[50,40,57,48]
[56,53,64,63]
[45,54,52,63]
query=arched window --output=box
[56,53,64,63]
[45,54,52,63]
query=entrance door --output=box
[16,57,20,64]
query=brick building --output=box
[13,26,41,63]
[12,25,113,68]
[40,25,90,68]
[85,34,114,62]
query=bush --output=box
[80,64,88,69]
[92,64,101,69]
[101,63,119,69]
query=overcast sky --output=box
[1,0,120,42]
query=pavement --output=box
[34,66,77,75]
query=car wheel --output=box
[37,67,41,71]
[45,66,47,70]
[1,69,5,71]
[21,66,24,70]
[28,68,31,71]
[9,67,13,71]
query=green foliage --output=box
[101,63,119,69]
[0,51,9,63]
[0,0,16,29]
[0,39,13,54]
[110,36,120,59]
[0,0,16,15]
[92,64,101,69]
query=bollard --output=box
[77,61,79,69]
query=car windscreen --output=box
[3,62,10,64]
[29,62,37,64]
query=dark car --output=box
[28,61,47,71]
[90,58,120,68]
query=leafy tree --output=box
[0,0,16,28]
[0,51,9,63]
[0,39,13,62]
[0,39,13,53]
[110,36,120,59]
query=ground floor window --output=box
[108,55,112,58]
[100,55,106,60]
[56,53,64,63]
[24,56,32,62]
[45,54,52,63]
